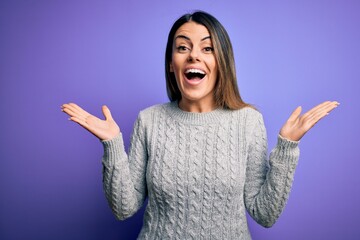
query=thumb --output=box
[102,105,113,121]
[288,106,302,122]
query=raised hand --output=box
[61,103,120,141]
[279,101,339,141]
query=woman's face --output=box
[170,21,218,111]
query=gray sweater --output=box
[101,102,299,240]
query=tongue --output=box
[186,72,204,81]
[189,76,202,81]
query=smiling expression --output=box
[170,21,218,112]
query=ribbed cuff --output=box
[101,133,126,167]
[277,134,299,149]
[270,135,300,169]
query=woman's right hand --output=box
[61,103,120,141]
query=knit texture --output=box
[101,102,300,240]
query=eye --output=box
[176,45,189,53]
[203,47,214,53]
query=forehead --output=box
[174,21,211,40]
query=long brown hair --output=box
[165,11,251,110]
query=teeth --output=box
[185,69,205,74]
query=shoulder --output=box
[230,107,266,137]
[136,102,171,123]
[231,106,263,123]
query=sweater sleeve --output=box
[244,112,299,228]
[101,113,148,220]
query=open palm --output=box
[280,101,339,141]
[61,103,120,141]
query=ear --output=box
[169,63,174,72]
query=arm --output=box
[61,103,148,220]
[102,114,148,220]
[244,113,299,228]
[244,101,338,227]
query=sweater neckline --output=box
[165,101,229,125]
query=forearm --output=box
[101,134,141,220]
[245,135,300,227]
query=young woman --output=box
[62,11,338,239]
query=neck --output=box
[178,98,217,113]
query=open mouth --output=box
[185,69,206,81]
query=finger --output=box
[301,101,339,122]
[62,106,82,118]
[62,103,81,115]
[67,103,91,117]
[302,101,332,119]
[311,101,338,114]
[303,101,339,121]
[62,105,94,125]
[307,102,339,124]
[287,106,302,122]
[62,103,88,118]
[63,103,93,123]
[102,105,113,121]
[303,111,330,131]
[69,116,91,129]
[303,102,339,129]
[317,101,339,115]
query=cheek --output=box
[210,62,218,83]
[207,55,217,74]
[170,57,180,74]
[171,62,183,81]
[170,66,182,87]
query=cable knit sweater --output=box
[101,102,299,240]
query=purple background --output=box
[1,0,359,239]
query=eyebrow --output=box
[175,35,211,42]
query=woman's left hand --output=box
[279,101,339,141]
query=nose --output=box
[187,48,201,62]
